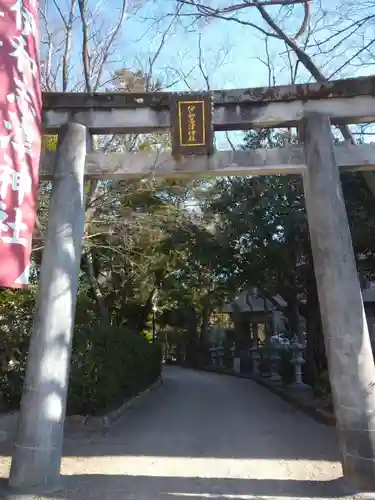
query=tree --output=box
[202,126,375,385]
[173,0,375,193]
[38,0,185,323]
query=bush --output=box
[0,320,162,416]
[0,289,35,409]
[313,369,331,401]
[67,325,162,415]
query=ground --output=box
[0,367,364,499]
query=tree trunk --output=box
[284,290,301,339]
[84,250,111,325]
[185,306,199,365]
[200,301,211,341]
[304,274,326,387]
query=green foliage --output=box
[68,325,161,415]
[0,291,161,415]
[200,130,375,386]
[2,122,373,415]
[0,289,35,408]
[41,135,58,152]
[313,370,332,401]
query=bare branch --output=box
[178,0,308,13]
[145,3,183,90]
[77,0,92,92]
[61,0,76,92]
[197,32,210,90]
[225,131,236,152]
[177,0,311,39]
[93,0,128,91]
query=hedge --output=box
[68,325,162,415]
[0,323,162,416]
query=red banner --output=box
[0,0,42,288]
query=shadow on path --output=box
[36,474,353,500]
[0,367,344,500]
[56,367,340,462]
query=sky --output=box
[112,0,374,89]
[41,0,375,147]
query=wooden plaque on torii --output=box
[169,93,214,158]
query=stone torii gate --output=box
[6,76,375,495]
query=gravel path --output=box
[0,367,363,499]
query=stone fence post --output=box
[291,343,306,387]
[231,343,240,374]
[250,348,261,376]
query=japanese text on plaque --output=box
[178,101,206,147]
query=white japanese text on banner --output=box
[0,0,42,288]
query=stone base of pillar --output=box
[233,357,241,374]
[324,476,375,499]
[342,451,375,492]
[0,476,64,499]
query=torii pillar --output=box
[0,0,86,495]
